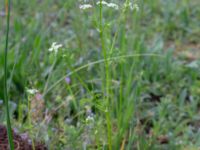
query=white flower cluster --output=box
[48,42,62,54]
[26,89,38,94]
[85,115,94,123]
[79,1,119,10]
[79,4,93,10]
[124,2,139,11]
[79,1,139,11]
[96,1,119,10]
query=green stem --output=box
[99,1,112,150]
[4,0,14,149]
[43,57,57,94]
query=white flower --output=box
[26,89,38,94]
[85,116,94,123]
[132,4,139,11]
[96,1,108,5]
[107,3,119,10]
[79,4,93,10]
[48,42,62,54]
[124,2,139,11]
[96,1,119,10]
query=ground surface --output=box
[0,124,47,150]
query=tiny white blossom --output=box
[79,4,93,10]
[48,42,62,54]
[26,89,38,94]
[96,1,119,10]
[107,3,119,10]
[86,116,94,123]
[132,4,139,11]
[96,1,108,5]
[124,2,139,11]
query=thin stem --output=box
[4,0,14,149]
[99,1,112,149]
[43,57,57,94]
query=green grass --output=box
[0,0,200,149]
[3,0,14,149]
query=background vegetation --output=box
[0,0,200,149]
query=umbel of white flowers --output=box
[79,1,119,10]
[79,1,139,11]
[96,1,119,10]
[48,42,63,54]
[26,89,38,94]
[79,4,93,9]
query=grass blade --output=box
[4,0,14,149]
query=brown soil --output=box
[165,41,200,61]
[0,124,47,150]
